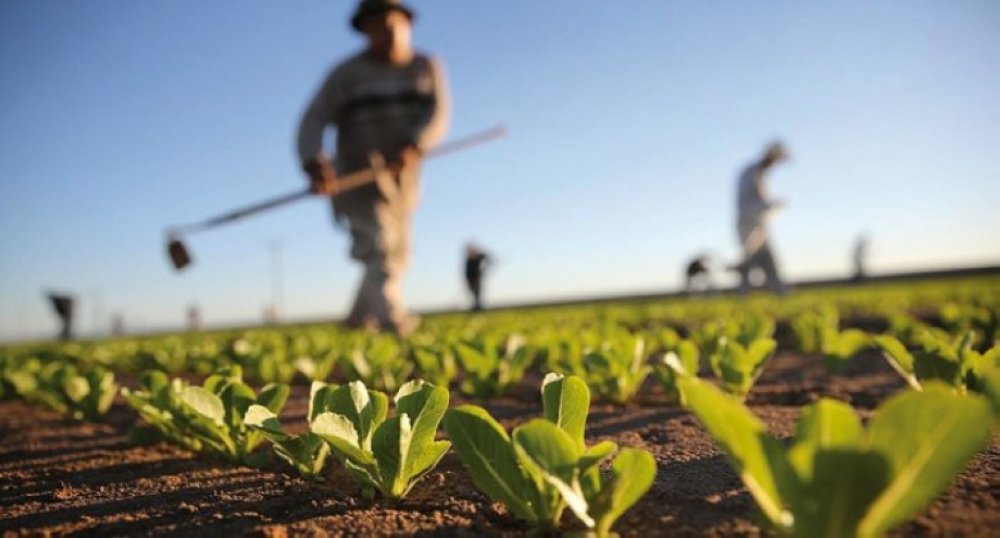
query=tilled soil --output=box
[1,351,997,537]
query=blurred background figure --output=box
[464,243,492,312]
[684,254,714,294]
[111,313,125,336]
[187,305,202,332]
[734,141,790,294]
[46,292,75,341]
[853,234,871,282]
[297,0,450,337]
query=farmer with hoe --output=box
[297,0,450,336]
[733,142,789,294]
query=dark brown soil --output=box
[1,351,997,537]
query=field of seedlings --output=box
[1,276,998,537]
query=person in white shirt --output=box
[735,142,789,293]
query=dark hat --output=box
[351,0,416,32]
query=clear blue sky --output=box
[1,1,998,341]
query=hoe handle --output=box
[170,125,507,236]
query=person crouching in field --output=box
[297,0,450,336]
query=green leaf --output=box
[541,373,590,452]
[179,386,226,426]
[579,440,618,473]
[589,448,657,537]
[257,383,290,414]
[62,375,90,403]
[787,399,862,479]
[513,419,587,527]
[311,411,375,466]
[326,381,384,449]
[676,375,789,528]
[859,384,993,537]
[874,335,921,389]
[394,380,449,479]
[244,404,289,440]
[444,406,540,524]
[372,414,412,499]
[790,449,891,538]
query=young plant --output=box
[4,360,117,420]
[454,334,534,398]
[309,379,450,501]
[348,335,415,393]
[792,309,871,368]
[579,334,653,404]
[652,329,700,404]
[707,336,776,400]
[875,331,998,394]
[444,373,656,536]
[411,344,458,389]
[674,374,993,538]
[122,366,289,465]
[694,316,775,359]
[243,381,335,480]
[293,349,339,383]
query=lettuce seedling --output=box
[875,331,998,394]
[411,345,458,389]
[707,337,776,400]
[225,335,296,384]
[4,360,117,420]
[293,349,339,383]
[694,316,775,359]
[675,374,993,538]
[444,373,656,536]
[792,309,871,368]
[656,347,700,405]
[310,379,450,501]
[579,335,653,404]
[122,366,289,465]
[348,335,415,393]
[243,381,336,480]
[454,334,534,398]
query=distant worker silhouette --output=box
[464,244,491,311]
[734,142,789,294]
[297,0,450,336]
[684,255,713,294]
[853,234,870,281]
[46,293,75,341]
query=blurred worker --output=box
[853,234,870,282]
[684,254,713,294]
[464,244,492,311]
[187,304,202,332]
[46,292,75,341]
[297,0,450,336]
[734,142,789,294]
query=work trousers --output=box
[738,218,785,293]
[337,166,419,333]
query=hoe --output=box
[165,126,506,271]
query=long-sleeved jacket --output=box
[735,161,781,255]
[297,50,450,175]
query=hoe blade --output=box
[168,238,192,271]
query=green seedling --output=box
[445,373,656,536]
[122,366,289,465]
[675,374,993,538]
[310,379,450,501]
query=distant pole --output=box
[269,240,285,321]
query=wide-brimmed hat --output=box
[351,0,416,31]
